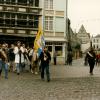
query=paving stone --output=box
[0,58,100,100]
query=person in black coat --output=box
[86,48,96,75]
[39,46,51,82]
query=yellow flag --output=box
[34,29,43,51]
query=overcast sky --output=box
[68,0,100,36]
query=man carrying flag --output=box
[32,29,45,74]
[34,29,51,82]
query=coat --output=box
[14,46,25,63]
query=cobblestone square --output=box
[1,59,100,100]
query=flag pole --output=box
[42,0,45,35]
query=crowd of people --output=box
[0,41,51,82]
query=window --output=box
[6,0,11,4]
[32,16,38,28]
[5,13,11,18]
[93,39,95,43]
[35,0,39,7]
[0,12,3,18]
[5,20,11,26]
[29,15,33,19]
[97,39,98,43]
[55,46,63,56]
[45,0,53,9]
[11,14,15,18]
[18,0,27,5]
[97,45,98,49]
[11,20,15,27]
[29,0,33,6]
[17,14,27,19]
[17,20,27,27]
[93,45,95,49]
[0,0,4,3]
[0,19,4,26]
[45,16,53,30]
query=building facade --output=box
[76,25,90,53]
[0,0,42,45]
[0,0,68,64]
[41,0,68,63]
[92,35,100,50]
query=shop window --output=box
[55,46,62,56]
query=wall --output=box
[81,42,90,53]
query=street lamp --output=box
[67,18,72,51]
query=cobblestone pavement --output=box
[1,58,100,100]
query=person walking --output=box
[0,44,3,77]
[67,51,73,65]
[86,48,96,75]
[53,51,57,65]
[39,47,51,82]
[14,41,25,75]
[0,44,8,79]
[31,48,39,75]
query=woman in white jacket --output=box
[14,42,25,75]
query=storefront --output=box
[46,42,66,64]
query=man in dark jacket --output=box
[39,46,51,82]
[86,48,96,75]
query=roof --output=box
[94,34,100,38]
[78,25,87,33]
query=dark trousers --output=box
[88,61,95,73]
[41,64,50,81]
[0,59,2,75]
[54,57,56,65]
[0,69,2,76]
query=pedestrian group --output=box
[0,41,51,82]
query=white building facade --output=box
[92,35,100,50]
[40,0,68,64]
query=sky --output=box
[68,0,100,36]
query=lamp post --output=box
[67,18,72,51]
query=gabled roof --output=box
[94,34,100,38]
[78,25,87,33]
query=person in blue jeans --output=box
[0,59,2,76]
[2,61,8,79]
[39,47,51,82]
[0,44,8,79]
